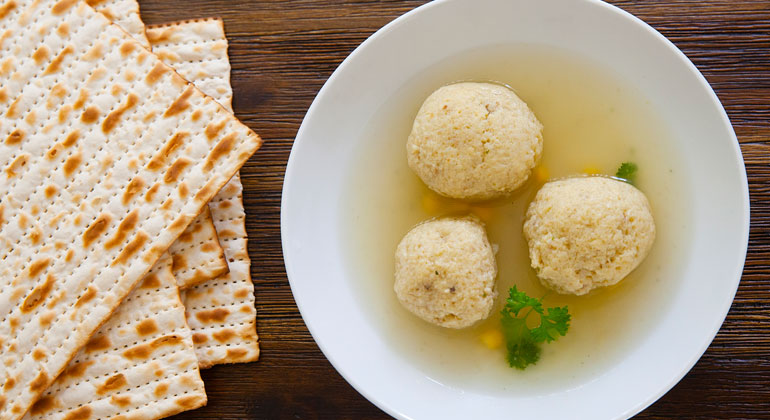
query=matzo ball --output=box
[523,177,656,295]
[394,217,497,328]
[406,82,543,201]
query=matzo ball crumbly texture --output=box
[523,177,656,295]
[394,217,498,328]
[407,82,543,201]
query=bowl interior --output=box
[281,0,749,418]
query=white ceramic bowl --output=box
[281,0,750,418]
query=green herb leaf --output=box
[531,305,571,343]
[615,162,638,185]
[503,317,541,369]
[504,285,543,316]
[500,286,571,370]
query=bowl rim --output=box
[281,0,750,418]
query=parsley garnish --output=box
[500,286,571,370]
[615,162,638,185]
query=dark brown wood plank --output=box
[132,0,770,418]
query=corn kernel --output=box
[480,329,504,349]
[534,166,549,184]
[582,166,602,175]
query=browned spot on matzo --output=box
[29,395,58,416]
[45,144,62,160]
[96,373,127,395]
[163,86,194,117]
[195,308,229,324]
[56,21,68,36]
[123,334,183,360]
[102,93,138,133]
[147,131,187,170]
[104,209,139,249]
[84,335,111,353]
[73,90,88,110]
[153,383,168,397]
[62,406,91,420]
[62,152,82,177]
[0,1,16,19]
[24,110,36,125]
[58,104,72,123]
[135,319,158,336]
[38,311,55,326]
[30,227,42,244]
[139,273,160,289]
[205,119,227,140]
[110,394,131,407]
[145,62,168,84]
[82,214,111,247]
[9,316,19,332]
[43,45,74,75]
[226,348,249,359]
[21,274,54,313]
[27,258,51,279]
[176,395,204,410]
[62,129,79,147]
[172,254,187,271]
[119,41,136,57]
[47,84,66,107]
[6,129,23,145]
[84,42,103,61]
[189,269,223,287]
[169,214,192,233]
[203,132,237,171]
[213,329,235,343]
[164,157,191,183]
[178,181,189,197]
[80,106,100,124]
[122,177,144,205]
[112,231,148,265]
[29,371,48,393]
[6,96,22,118]
[32,348,46,361]
[4,377,16,391]
[145,182,159,202]
[97,7,112,20]
[60,360,94,381]
[32,45,50,65]
[51,0,77,14]
[193,177,217,203]
[146,27,172,44]
[74,286,96,307]
[192,333,207,344]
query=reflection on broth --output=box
[343,44,692,394]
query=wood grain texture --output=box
[133,0,770,418]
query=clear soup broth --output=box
[342,45,692,394]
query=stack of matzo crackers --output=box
[1,0,261,418]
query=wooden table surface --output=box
[134,1,770,418]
